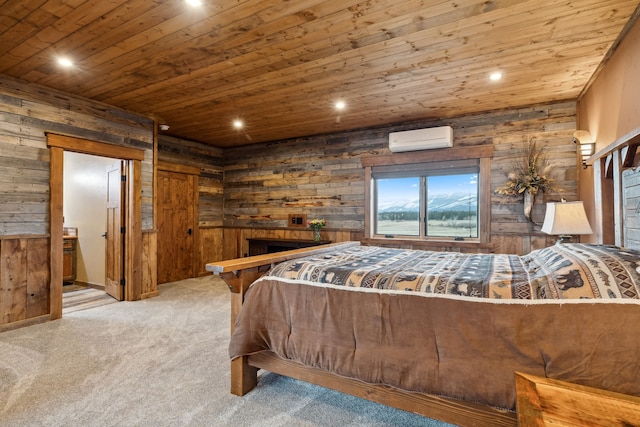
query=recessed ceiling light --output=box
[489,71,503,82]
[233,119,244,129]
[185,0,203,6]
[335,100,346,111]
[57,57,74,68]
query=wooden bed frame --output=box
[206,241,517,427]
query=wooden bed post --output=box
[220,267,269,396]
[220,267,270,333]
[230,357,258,396]
[205,242,360,396]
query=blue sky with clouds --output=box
[378,174,477,203]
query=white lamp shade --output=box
[540,201,593,235]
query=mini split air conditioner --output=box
[388,126,453,153]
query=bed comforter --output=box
[229,243,640,410]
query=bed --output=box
[206,241,640,426]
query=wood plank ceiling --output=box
[1,0,639,147]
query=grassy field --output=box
[377,219,477,238]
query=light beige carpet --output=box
[0,276,454,427]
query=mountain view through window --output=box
[375,173,478,238]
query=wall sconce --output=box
[573,130,595,168]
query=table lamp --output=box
[540,200,593,243]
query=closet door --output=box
[157,168,197,284]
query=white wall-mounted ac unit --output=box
[388,126,453,153]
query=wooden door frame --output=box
[47,133,144,319]
[157,160,200,280]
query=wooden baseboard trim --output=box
[140,290,159,300]
[0,314,51,333]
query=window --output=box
[376,177,421,236]
[363,145,492,243]
[373,162,478,238]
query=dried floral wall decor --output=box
[496,140,557,223]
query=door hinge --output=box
[120,226,126,234]
[120,278,125,286]
[121,175,126,182]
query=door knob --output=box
[187,228,193,235]
[102,232,107,238]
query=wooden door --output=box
[157,169,197,284]
[105,161,125,301]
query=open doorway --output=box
[61,152,120,313]
[48,133,145,320]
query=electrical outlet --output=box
[288,214,307,228]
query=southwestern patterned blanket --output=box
[266,243,640,300]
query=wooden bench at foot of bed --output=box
[515,372,640,426]
[206,242,517,427]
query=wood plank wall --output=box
[0,75,156,328]
[223,101,578,256]
[0,236,50,329]
[157,135,224,274]
[0,75,155,231]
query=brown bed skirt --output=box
[230,278,640,410]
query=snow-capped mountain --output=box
[428,193,477,212]
[377,199,420,212]
[379,193,477,212]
